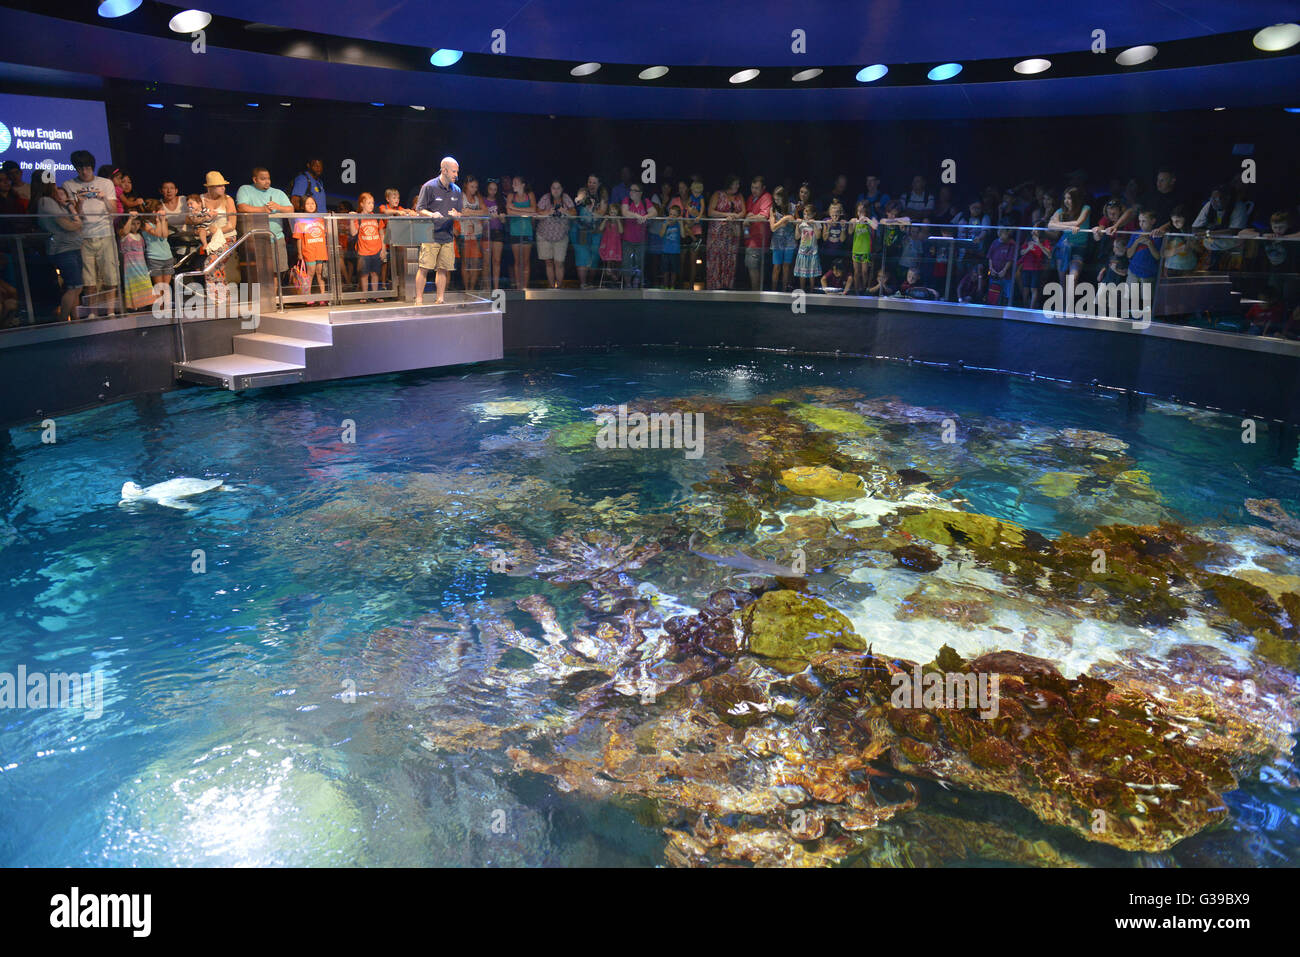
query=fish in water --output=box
[896,468,932,486]
[120,478,231,511]
[688,532,805,579]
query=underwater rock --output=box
[1245,498,1300,548]
[865,646,1240,852]
[1031,471,1085,498]
[891,543,942,572]
[741,589,866,664]
[1056,428,1129,452]
[789,403,878,435]
[549,420,602,450]
[853,397,953,425]
[895,468,933,486]
[896,583,992,629]
[897,508,1026,549]
[779,465,866,501]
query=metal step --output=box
[234,332,332,364]
[256,312,335,342]
[330,296,492,323]
[175,354,306,391]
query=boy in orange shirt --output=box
[351,191,385,299]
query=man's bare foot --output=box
[414,298,423,305]
[434,299,444,305]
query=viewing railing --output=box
[1,211,1297,342]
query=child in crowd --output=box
[293,195,329,302]
[849,201,877,293]
[898,224,928,284]
[117,210,153,311]
[986,227,1017,306]
[658,203,683,287]
[351,192,385,300]
[956,262,983,303]
[819,259,854,294]
[141,198,174,291]
[794,203,822,291]
[1015,222,1050,309]
[1125,210,1163,294]
[897,267,924,296]
[1161,206,1198,276]
[877,201,910,280]
[1246,288,1286,336]
[866,267,896,297]
[598,198,623,280]
[822,200,849,263]
[1262,210,1299,308]
[768,186,798,292]
[376,187,410,289]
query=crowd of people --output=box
[1,154,1297,338]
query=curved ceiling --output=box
[0,1,1296,120]
[197,0,1300,65]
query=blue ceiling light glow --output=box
[1285,107,1300,113]
[146,103,163,109]
[97,0,142,16]
[927,62,962,81]
[246,102,259,107]
[855,64,888,83]
[429,49,463,67]
[369,102,384,106]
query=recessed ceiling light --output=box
[369,102,384,106]
[638,65,670,80]
[146,103,163,109]
[855,64,888,82]
[246,102,259,107]
[409,105,426,110]
[927,63,962,81]
[729,69,760,84]
[429,49,463,67]
[175,103,193,108]
[1285,107,1300,113]
[571,62,602,77]
[1253,23,1300,51]
[1013,57,1051,75]
[168,10,212,33]
[1213,106,1226,111]
[1115,45,1158,66]
[279,102,291,107]
[97,0,141,17]
[792,68,823,82]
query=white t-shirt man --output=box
[62,176,117,238]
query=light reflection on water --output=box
[0,352,1297,866]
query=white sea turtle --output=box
[120,478,230,510]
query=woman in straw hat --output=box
[198,170,238,302]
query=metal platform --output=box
[173,295,502,391]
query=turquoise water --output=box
[1,351,1297,866]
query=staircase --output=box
[174,295,502,390]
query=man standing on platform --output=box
[414,157,462,305]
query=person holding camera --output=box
[536,180,576,289]
[573,175,603,289]
[62,150,121,317]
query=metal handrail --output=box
[173,227,277,365]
